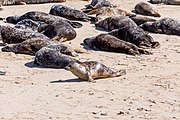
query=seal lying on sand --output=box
[6,11,82,28]
[39,20,77,42]
[15,19,47,31]
[1,38,79,56]
[65,61,126,82]
[2,0,65,5]
[134,2,161,17]
[90,7,132,22]
[129,14,157,25]
[82,0,116,13]
[49,4,91,21]
[140,17,180,36]
[0,24,50,44]
[96,16,137,31]
[34,47,76,69]
[84,34,152,55]
[149,0,180,5]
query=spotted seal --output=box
[149,0,180,5]
[84,34,152,55]
[15,19,47,32]
[129,14,157,25]
[65,61,126,82]
[140,17,180,36]
[0,24,50,44]
[49,4,91,21]
[6,11,83,28]
[134,2,161,17]
[34,47,77,69]
[1,38,79,56]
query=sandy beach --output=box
[0,0,180,119]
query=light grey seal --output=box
[134,2,161,17]
[65,61,126,82]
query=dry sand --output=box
[0,0,180,119]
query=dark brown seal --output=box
[49,4,91,21]
[1,38,79,56]
[134,2,161,17]
[149,0,180,5]
[65,61,126,82]
[34,47,77,69]
[39,20,77,42]
[84,34,152,55]
[140,17,180,36]
[96,16,137,31]
[0,24,50,44]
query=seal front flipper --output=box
[68,21,83,28]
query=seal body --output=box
[15,19,47,31]
[141,17,180,36]
[6,11,83,28]
[2,0,65,5]
[129,14,157,25]
[96,16,137,31]
[150,0,180,5]
[84,34,152,55]
[1,38,78,56]
[65,61,126,82]
[34,47,76,69]
[0,24,50,44]
[90,7,131,22]
[40,20,77,42]
[49,4,91,21]
[134,2,161,17]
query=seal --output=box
[2,0,65,6]
[0,24,50,44]
[34,47,77,69]
[6,11,83,28]
[49,4,91,21]
[96,16,137,31]
[134,2,160,17]
[39,20,77,42]
[15,19,47,32]
[129,14,157,25]
[83,34,152,55]
[89,7,132,22]
[140,17,180,36]
[65,61,126,82]
[101,17,160,48]
[149,0,180,5]
[1,38,79,56]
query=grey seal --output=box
[149,0,180,5]
[140,17,180,36]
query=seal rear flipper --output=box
[115,69,126,77]
[68,21,83,28]
[138,48,153,55]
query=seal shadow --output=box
[50,78,85,83]
[25,61,42,68]
[95,26,110,32]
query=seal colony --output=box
[1,0,180,82]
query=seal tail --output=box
[115,69,126,77]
